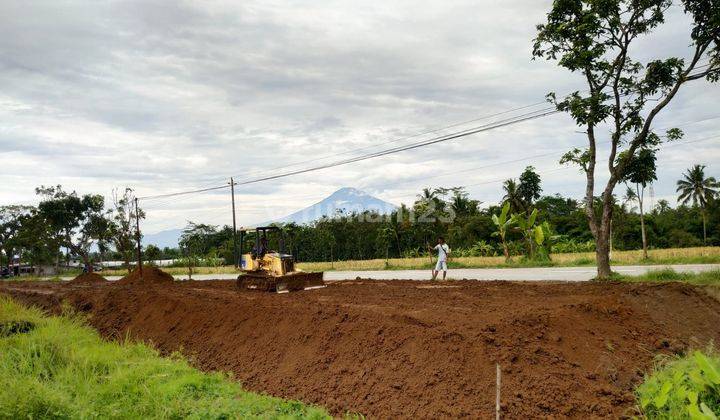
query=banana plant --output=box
[491,202,515,262]
[513,208,544,260]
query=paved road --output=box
[61,264,719,282]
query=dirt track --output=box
[2,279,720,418]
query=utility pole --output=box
[230,177,238,268]
[134,197,143,278]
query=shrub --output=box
[637,350,720,419]
[551,236,596,253]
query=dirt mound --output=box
[117,266,174,285]
[2,279,720,418]
[67,272,107,285]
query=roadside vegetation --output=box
[618,268,720,286]
[0,297,330,419]
[93,246,720,276]
[636,350,720,419]
[2,165,719,280]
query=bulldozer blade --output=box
[237,272,324,293]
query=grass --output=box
[0,296,331,419]
[636,350,720,419]
[617,268,720,286]
[79,246,720,278]
[295,246,720,272]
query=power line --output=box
[140,133,719,228]
[137,105,560,200]
[231,107,560,187]
[136,78,718,202]
[223,101,551,183]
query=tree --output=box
[0,205,34,267]
[676,164,719,244]
[180,222,219,257]
[35,185,109,272]
[534,0,719,279]
[449,188,480,217]
[108,188,144,273]
[14,210,56,273]
[144,244,162,262]
[517,166,543,210]
[502,179,525,214]
[654,199,671,214]
[620,148,658,258]
[622,187,638,212]
[492,202,516,262]
[513,208,546,260]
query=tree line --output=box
[150,164,719,265]
[0,165,717,272]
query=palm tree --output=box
[417,187,436,203]
[502,179,524,213]
[676,165,719,244]
[654,199,671,214]
[622,187,638,212]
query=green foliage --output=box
[513,209,545,260]
[534,0,719,277]
[35,185,109,271]
[677,165,720,244]
[677,165,719,208]
[492,202,516,260]
[619,268,720,285]
[5,178,720,271]
[0,297,330,419]
[551,236,596,254]
[144,244,162,261]
[107,187,143,271]
[637,350,720,419]
[518,166,543,208]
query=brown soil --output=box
[67,272,107,285]
[2,279,720,418]
[117,265,174,285]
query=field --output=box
[99,246,720,276]
[2,276,720,418]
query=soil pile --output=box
[117,266,174,285]
[2,279,720,418]
[67,272,107,285]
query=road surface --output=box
[58,264,719,282]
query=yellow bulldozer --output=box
[237,226,325,293]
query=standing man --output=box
[429,236,451,280]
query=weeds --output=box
[618,269,720,286]
[637,350,720,419]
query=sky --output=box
[1,0,718,234]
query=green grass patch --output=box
[617,269,720,286]
[636,350,720,419]
[0,297,330,419]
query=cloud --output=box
[0,0,718,232]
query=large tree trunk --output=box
[80,252,92,273]
[594,185,616,280]
[702,209,707,244]
[595,225,613,280]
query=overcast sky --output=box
[1,0,718,233]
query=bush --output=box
[551,236,596,254]
[637,350,720,419]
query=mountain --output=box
[143,228,183,249]
[267,187,397,225]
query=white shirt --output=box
[434,244,450,261]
